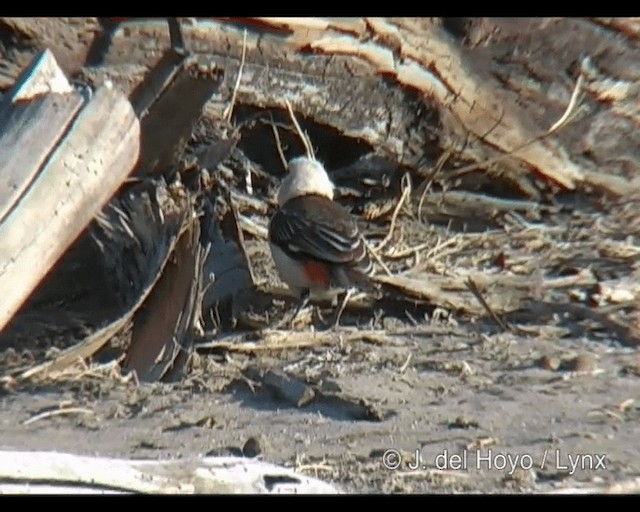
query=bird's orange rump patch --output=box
[303,260,331,287]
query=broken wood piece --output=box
[417,190,545,220]
[1,48,73,104]
[0,49,82,224]
[0,450,340,494]
[14,183,189,381]
[241,365,390,421]
[515,301,640,348]
[196,328,392,354]
[245,367,317,407]
[372,273,487,315]
[130,49,224,177]
[593,277,639,305]
[316,393,390,422]
[237,17,585,191]
[371,270,598,319]
[124,219,203,382]
[242,363,391,421]
[0,89,84,226]
[0,49,140,334]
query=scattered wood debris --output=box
[0,25,254,383]
[0,17,638,395]
[240,365,393,422]
[1,17,640,495]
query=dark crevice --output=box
[232,105,373,178]
[441,18,470,43]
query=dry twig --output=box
[23,407,95,426]
[223,29,247,123]
[284,99,315,160]
[374,173,411,254]
[449,57,588,181]
[268,113,288,171]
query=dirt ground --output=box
[2,314,640,493]
[2,213,640,493]
[1,18,640,494]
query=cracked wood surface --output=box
[4,18,640,195]
[2,18,637,197]
[0,49,140,332]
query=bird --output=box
[268,156,376,327]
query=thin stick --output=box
[398,353,412,373]
[547,73,584,134]
[465,277,511,332]
[362,238,393,276]
[284,99,315,160]
[23,407,95,426]
[197,329,392,353]
[449,59,587,179]
[269,113,288,171]
[375,173,411,254]
[385,236,461,261]
[417,149,451,225]
[224,29,247,123]
[333,289,353,328]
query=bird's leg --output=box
[287,288,311,328]
[273,289,310,330]
[331,289,353,329]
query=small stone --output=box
[538,355,561,371]
[448,415,480,429]
[563,354,596,373]
[243,435,270,457]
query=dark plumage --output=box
[269,194,372,290]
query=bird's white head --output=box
[276,156,335,206]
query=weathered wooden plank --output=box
[2,48,74,105]
[0,450,340,494]
[124,220,201,382]
[129,48,185,119]
[0,48,85,224]
[0,93,84,223]
[132,54,224,177]
[0,85,140,332]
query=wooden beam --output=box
[0,51,140,333]
[0,450,340,494]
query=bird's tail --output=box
[345,238,382,298]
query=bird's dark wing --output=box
[269,195,367,267]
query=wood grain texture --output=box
[4,48,74,102]
[0,450,340,494]
[125,221,201,382]
[0,92,83,223]
[0,85,140,332]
